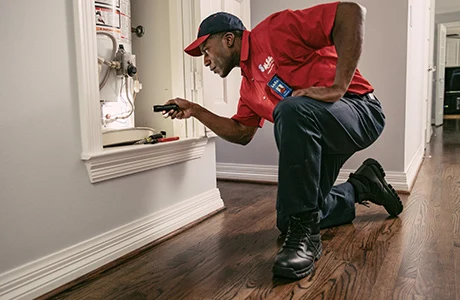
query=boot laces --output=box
[283,217,313,250]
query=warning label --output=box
[95,0,120,8]
[95,6,121,29]
[95,0,132,44]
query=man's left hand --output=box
[292,85,346,103]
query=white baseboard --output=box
[217,163,279,183]
[217,157,425,193]
[0,189,223,300]
[404,145,425,191]
[336,169,409,191]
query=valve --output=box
[127,64,137,77]
[115,44,137,77]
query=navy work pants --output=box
[273,93,385,232]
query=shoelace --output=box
[282,218,313,250]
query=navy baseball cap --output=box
[184,12,246,57]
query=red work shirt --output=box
[231,2,374,127]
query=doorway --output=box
[433,21,460,126]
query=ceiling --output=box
[436,0,460,14]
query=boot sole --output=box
[272,248,322,279]
[363,158,403,216]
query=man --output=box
[162,2,403,279]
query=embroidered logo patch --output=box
[259,56,274,74]
[268,75,292,99]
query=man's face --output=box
[199,34,234,78]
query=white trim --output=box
[0,189,224,300]
[217,163,279,183]
[216,162,419,192]
[73,0,103,156]
[443,21,460,29]
[73,0,206,183]
[336,170,410,192]
[85,138,208,183]
[187,0,207,139]
[404,145,425,191]
[169,0,189,138]
[206,130,218,138]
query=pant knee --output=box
[273,98,297,122]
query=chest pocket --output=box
[252,57,295,101]
[267,74,293,99]
[253,61,284,101]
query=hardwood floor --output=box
[45,120,460,300]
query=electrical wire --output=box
[104,76,137,124]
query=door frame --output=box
[196,0,251,136]
[424,0,436,144]
[435,23,447,126]
[433,21,460,126]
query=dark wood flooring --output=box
[45,120,460,300]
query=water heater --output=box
[95,0,139,129]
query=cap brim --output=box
[184,34,210,57]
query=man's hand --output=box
[292,84,346,103]
[160,98,257,145]
[163,98,194,119]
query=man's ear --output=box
[223,32,236,48]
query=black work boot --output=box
[347,158,403,216]
[273,211,322,279]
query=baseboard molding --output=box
[404,145,425,192]
[217,158,425,193]
[336,170,409,192]
[0,189,223,300]
[217,163,279,183]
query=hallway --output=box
[45,120,460,300]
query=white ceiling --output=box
[436,0,460,14]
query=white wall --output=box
[217,0,412,173]
[132,0,174,134]
[0,0,218,292]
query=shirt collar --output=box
[240,30,250,62]
[240,30,250,77]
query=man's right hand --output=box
[163,98,195,120]
[161,98,258,145]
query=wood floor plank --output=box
[455,248,460,300]
[393,277,418,300]
[369,159,431,299]
[46,120,460,300]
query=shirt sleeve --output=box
[270,2,339,50]
[231,76,265,128]
[231,97,265,128]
